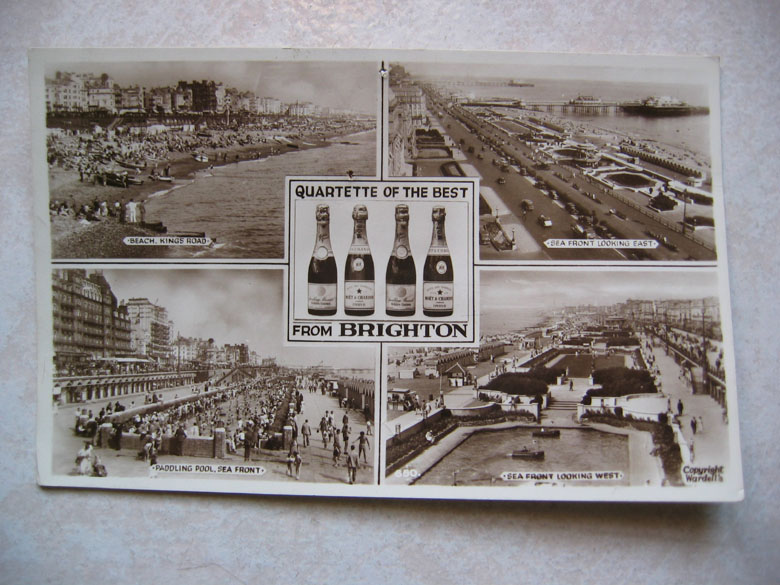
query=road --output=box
[422,91,717,262]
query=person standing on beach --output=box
[138,200,146,224]
[127,199,137,223]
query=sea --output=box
[450,79,711,157]
[479,306,552,338]
[144,130,377,259]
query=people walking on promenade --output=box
[321,426,330,449]
[358,431,370,463]
[287,450,302,478]
[332,434,342,467]
[346,445,359,484]
[677,399,684,416]
[288,430,299,453]
[342,423,350,450]
[301,419,311,447]
[293,451,302,480]
[698,415,705,433]
[691,417,698,435]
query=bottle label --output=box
[348,245,371,255]
[314,246,331,260]
[344,281,375,310]
[308,283,337,311]
[427,246,449,256]
[386,284,416,312]
[435,260,448,275]
[423,282,454,311]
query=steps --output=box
[547,399,579,411]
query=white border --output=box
[33,48,742,502]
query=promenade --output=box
[641,333,730,467]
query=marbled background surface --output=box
[0,2,778,583]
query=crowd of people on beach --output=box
[50,195,146,224]
[47,126,266,175]
[47,115,374,183]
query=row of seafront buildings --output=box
[387,65,429,177]
[559,298,722,341]
[52,269,262,377]
[45,71,357,118]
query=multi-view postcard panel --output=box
[48,267,379,486]
[384,268,734,490]
[386,60,718,263]
[34,49,741,501]
[45,59,379,261]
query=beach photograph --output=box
[41,57,378,260]
[387,59,718,262]
[385,268,737,490]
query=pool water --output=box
[605,172,656,189]
[416,427,630,487]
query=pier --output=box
[464,100,622,113]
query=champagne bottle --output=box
[344,204,375,316]
[423,206,454,317]
[308,204,337,316]
[386,204,416,316]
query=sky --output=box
[101,268,374,370]
[400,59,713,86]
[45,60,378,114]
[480,269,721,313]
[398,61,711,105]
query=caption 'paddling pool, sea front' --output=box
[144,130,376,259]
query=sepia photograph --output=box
[31,49,742,502]
[385,268,738,492]
[44,268,377,487]
[386,59,719,262]
[40,55,378,260]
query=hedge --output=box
[586,367,657,398]
[480,372,550,396]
